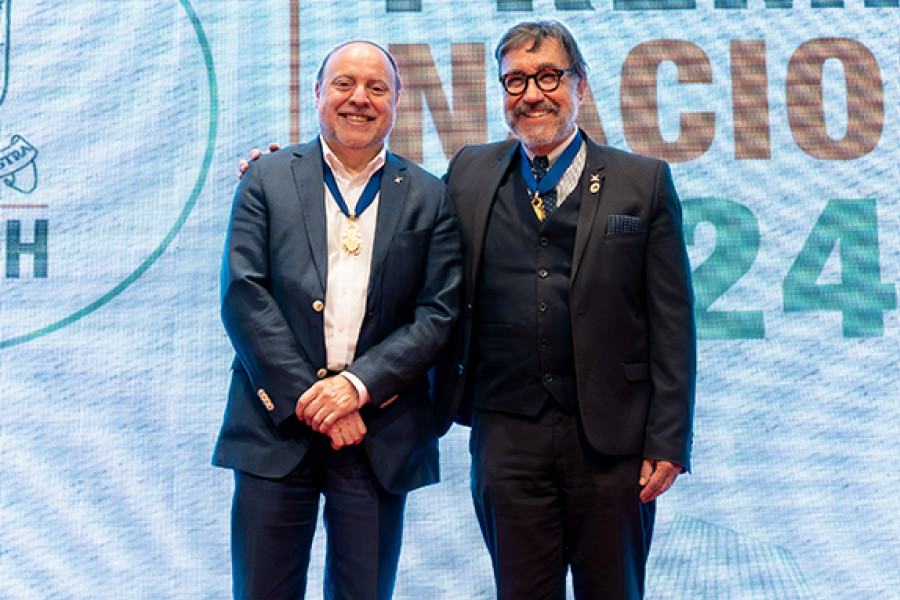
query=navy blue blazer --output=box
[437,133,696,471]
[214,139,462,494]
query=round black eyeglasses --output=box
[499,68,572,96]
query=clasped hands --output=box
[296,375,366,450]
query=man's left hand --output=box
[326,412,367,450]
[296,375,360,433]
[638,459,683,503]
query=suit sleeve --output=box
[433,146,478,431]
[220,160,315,428]
[346,183,463,409]
[643,161,697,471]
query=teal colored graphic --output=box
[0,134,38,193]
[0,0,218,348]
[0,0,8,105]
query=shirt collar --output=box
[320,136,387,182]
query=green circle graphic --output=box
[0,0,219,349]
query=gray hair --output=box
[494,20,588,81]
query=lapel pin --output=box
[590,173,601,194]
[394,176,403,184]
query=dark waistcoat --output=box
[471,157,583,416]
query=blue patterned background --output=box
[1,1,898,598]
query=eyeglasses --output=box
[499,68,572,96]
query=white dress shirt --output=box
[321,137,386,405]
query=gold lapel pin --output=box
[394,176,403,184]
[590,173,601,194]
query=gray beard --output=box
[506,114,577,153]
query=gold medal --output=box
[531,192,546,221]
[341,218,363,255]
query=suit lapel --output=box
[368,152,407,293]
[572,139,606,282]
[469,142,518,301]
[290,140,328,291]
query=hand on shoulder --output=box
[237,142,281,179]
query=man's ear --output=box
[394,75,403,102]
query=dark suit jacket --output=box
[213,139,462,494]
[437,133,696,470]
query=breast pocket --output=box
[604,230,647,244]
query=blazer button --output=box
[312,300,324,312]
[316,368,329,379]
[256,388,275,412]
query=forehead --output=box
[500,38,568,72]
[322,43,394,81]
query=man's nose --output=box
[349,84,370,105]
[521,77,545,102]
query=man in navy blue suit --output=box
[214,41,461,600]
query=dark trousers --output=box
[231,438,406,600]
[470,404,655,600]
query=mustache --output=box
[513,101,558,117]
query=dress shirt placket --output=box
[322,151,383,371]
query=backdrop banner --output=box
[1,1,897,598]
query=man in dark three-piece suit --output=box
[214,41,460,600]
[436,21,696,600]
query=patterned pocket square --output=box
[607,214,642,234]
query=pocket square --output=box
[607,214,642,234]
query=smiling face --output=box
[315,42,398,172]
[500,37,585,157]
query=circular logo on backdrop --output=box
[0,0,217,348]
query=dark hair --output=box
[494,20,588,81]
[315,40,402,93]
